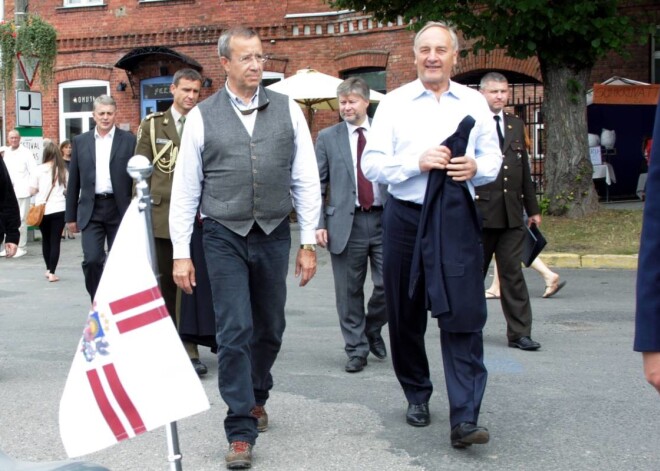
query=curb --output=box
[540,253,638,270]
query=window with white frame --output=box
[63,0,104,7]
[261,71,283,88]
[59,80,109,143]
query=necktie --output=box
[356,127,374,209]
[178,116,186,137]
[494,115,504,150]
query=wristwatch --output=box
[300,244,316,252]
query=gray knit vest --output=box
[198,87,294,236]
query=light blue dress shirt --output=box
[362,79,502,203]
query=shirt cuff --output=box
[299,229,317,245]
[172,243,191,260]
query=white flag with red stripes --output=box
[59,199,210,457]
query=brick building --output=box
[1,0,658,156]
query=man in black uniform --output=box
[477,71,541,351]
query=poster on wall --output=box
[17,127,44,164]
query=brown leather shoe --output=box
[225,441,252,469]
[251,405,268,432]
[450,422,489,449]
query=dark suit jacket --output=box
[65,127,136,229]
[409,116,487,333]
[316,119,385,254]
[634,96,660,352]
[135,108,179,239]
[475,112,539,228]
[0,157,20,245]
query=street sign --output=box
[16,91,43,127]
[16,53,40,89]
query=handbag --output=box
[26,182,55,227]
[26,203,46,227]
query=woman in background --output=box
[60,140,72,170]
[30,142,68,282]
[59,140,75,240]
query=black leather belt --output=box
[393,198,422,210]
[95,193,114,199]
[356,206,383,213]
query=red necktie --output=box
[356,127,374,209]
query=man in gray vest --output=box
[170,26,321,470]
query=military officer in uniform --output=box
[135,68,212,375]
[477,71,542,351]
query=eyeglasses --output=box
[230,96,270,116]
[235,54,269,65]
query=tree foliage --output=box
[326,0,655,216]
[328,0,650,70]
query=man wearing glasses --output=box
[170,26,321,469]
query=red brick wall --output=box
[1,0,656,143]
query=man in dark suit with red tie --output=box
[635,95,660,395]
[66,95,136,301]
[476,72,542,351]
[315,77,388,373]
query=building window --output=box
[262,71,283,88]
[63,0,104,6]
[653,26,660,84]
[58,80,109,142]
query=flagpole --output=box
[127,155,184,471]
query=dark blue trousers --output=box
[383,198,488,427]
[203,218,290,445]
[81,198,121,301]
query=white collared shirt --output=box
[224,84,260,134]
[2,144,37,198]
[169,89,321,259]
[94,126,115,194]
[494,111,505,138]
[361,79,502,203]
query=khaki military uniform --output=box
[135,109,181,239]
[135,108,202,360]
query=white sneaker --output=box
[13,248,27,258]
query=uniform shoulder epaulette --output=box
[145,111,166,120]
[504,111,521,119]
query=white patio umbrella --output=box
[266,68,385,127]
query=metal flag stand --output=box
[127,155,183,471]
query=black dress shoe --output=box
[191,358,208,376]
[450,422,490,449]
[406,402,430,427]
[345,356,367,373]
[508,336,541,351]
[368,334,387,359]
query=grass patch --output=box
[541,209,642,255]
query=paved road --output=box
[0,228,658,471]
